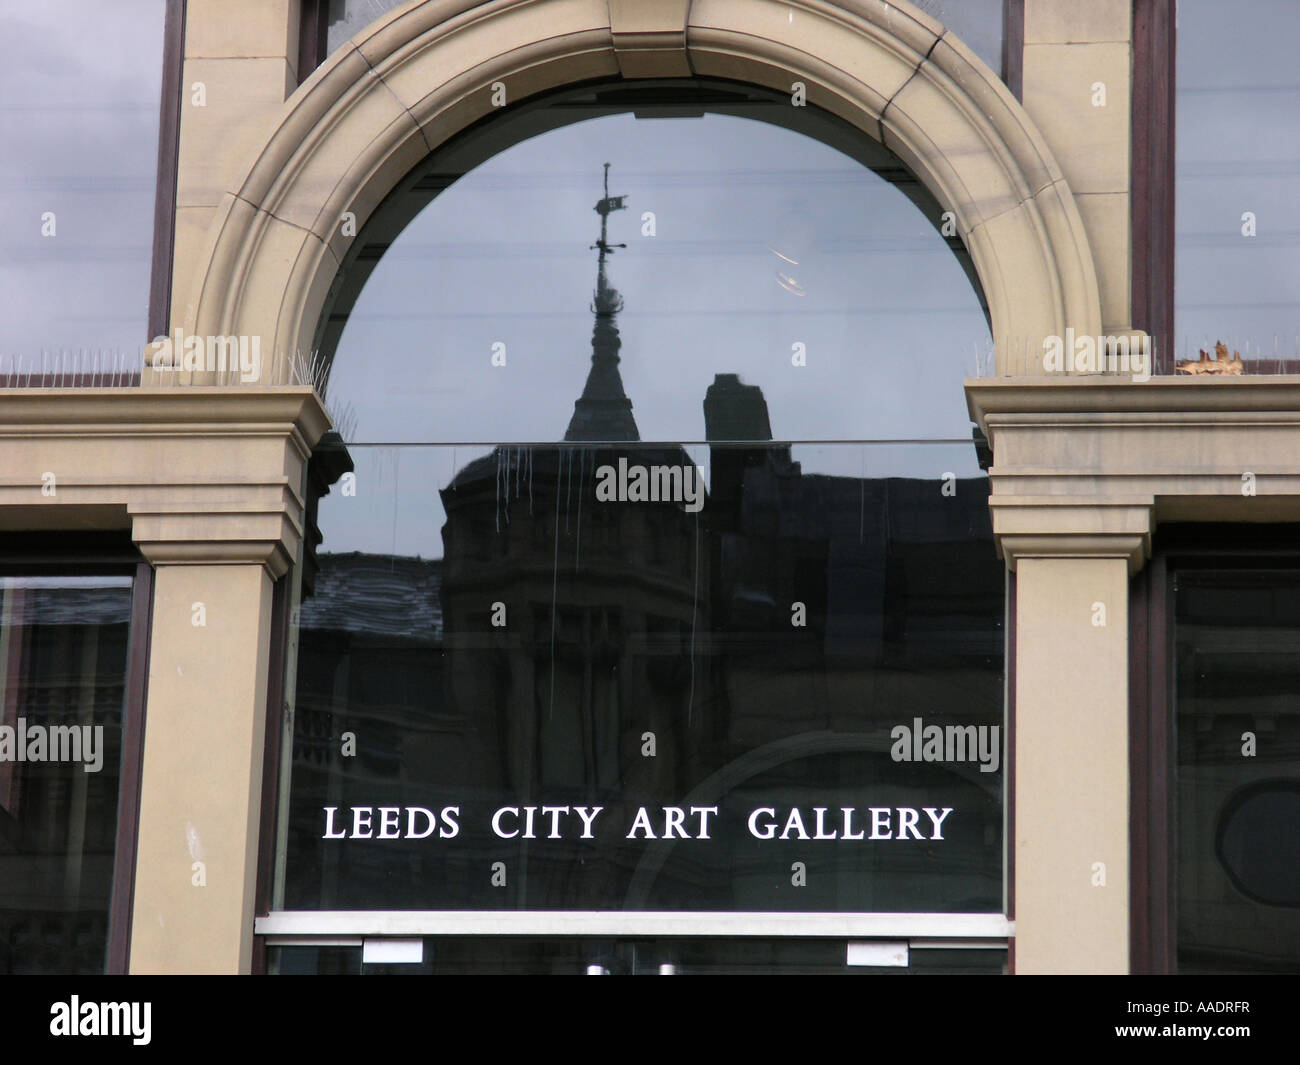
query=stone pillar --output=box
[168,0,302,343]
[127,562,277,974]
[996,499,1150,973]
[968,376,1300,972]
[1022,0,1133,337]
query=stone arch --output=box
[175,0,1102,383]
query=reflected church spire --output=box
[565,163,640,442]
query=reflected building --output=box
[0,580,132,973]
[286,171,1003,912]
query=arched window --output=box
[271,81,1007,975]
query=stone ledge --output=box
[965,376,1300,571]
[967,375,1300,432]
[0,387,329,575]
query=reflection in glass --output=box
[283,80,1003,919]
[1216,782,1300,907]
[324,0,408,58]
[1175,570,1300,971]
[1176,0,1300,367]
[913,0,1004,73]
[317,82,992,444]
[285,437,1002,912]
[0,576,133,974]
[0,1,165,373]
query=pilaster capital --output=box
[991,497,1153,574]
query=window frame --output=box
[1131,0,1177,376]
[0,534,154,974]
[1129,524,1300,973]
[261,36,1016,973]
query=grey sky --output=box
[1176,0,1300,362]
[0,0,164,369]
[327,111,992,445]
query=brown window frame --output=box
[0,534,154,975]
[1001,0,1023,101]
[1131,0,1176,376]
[298,0,332,85]
[1130,524,1300,973]
[147,0,188,344]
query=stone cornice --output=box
[964,376,1300,571]
[0,387,331,577]
[0,386,330,446]
[967,376,1300,434]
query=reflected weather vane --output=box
[591,162,627,315]
[565,162,639,442]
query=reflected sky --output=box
[326,110,993,447]
[1177,0,1300,362]
[0,0,164,366]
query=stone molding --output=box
[174,0,1103,383]
[966,376,1300,572]
[608,0,691,76]
[0,388,330,577]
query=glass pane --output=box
[1176,0,1300,367]
[284,80,1002,924]
[0,575,134,974]
[324,0,407,58]
[1174,570,1300,972]
[0,1,166,379]
[268,938,1007,975]
[318,83,991,444]
[914,0,1004,73]
[283,441,1003,912]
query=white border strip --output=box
[256,911,1013,939]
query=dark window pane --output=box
[1175,570,1300,972]
[0,576,134,974]
[1217,782,1300,907]
[284,442,1003,912]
